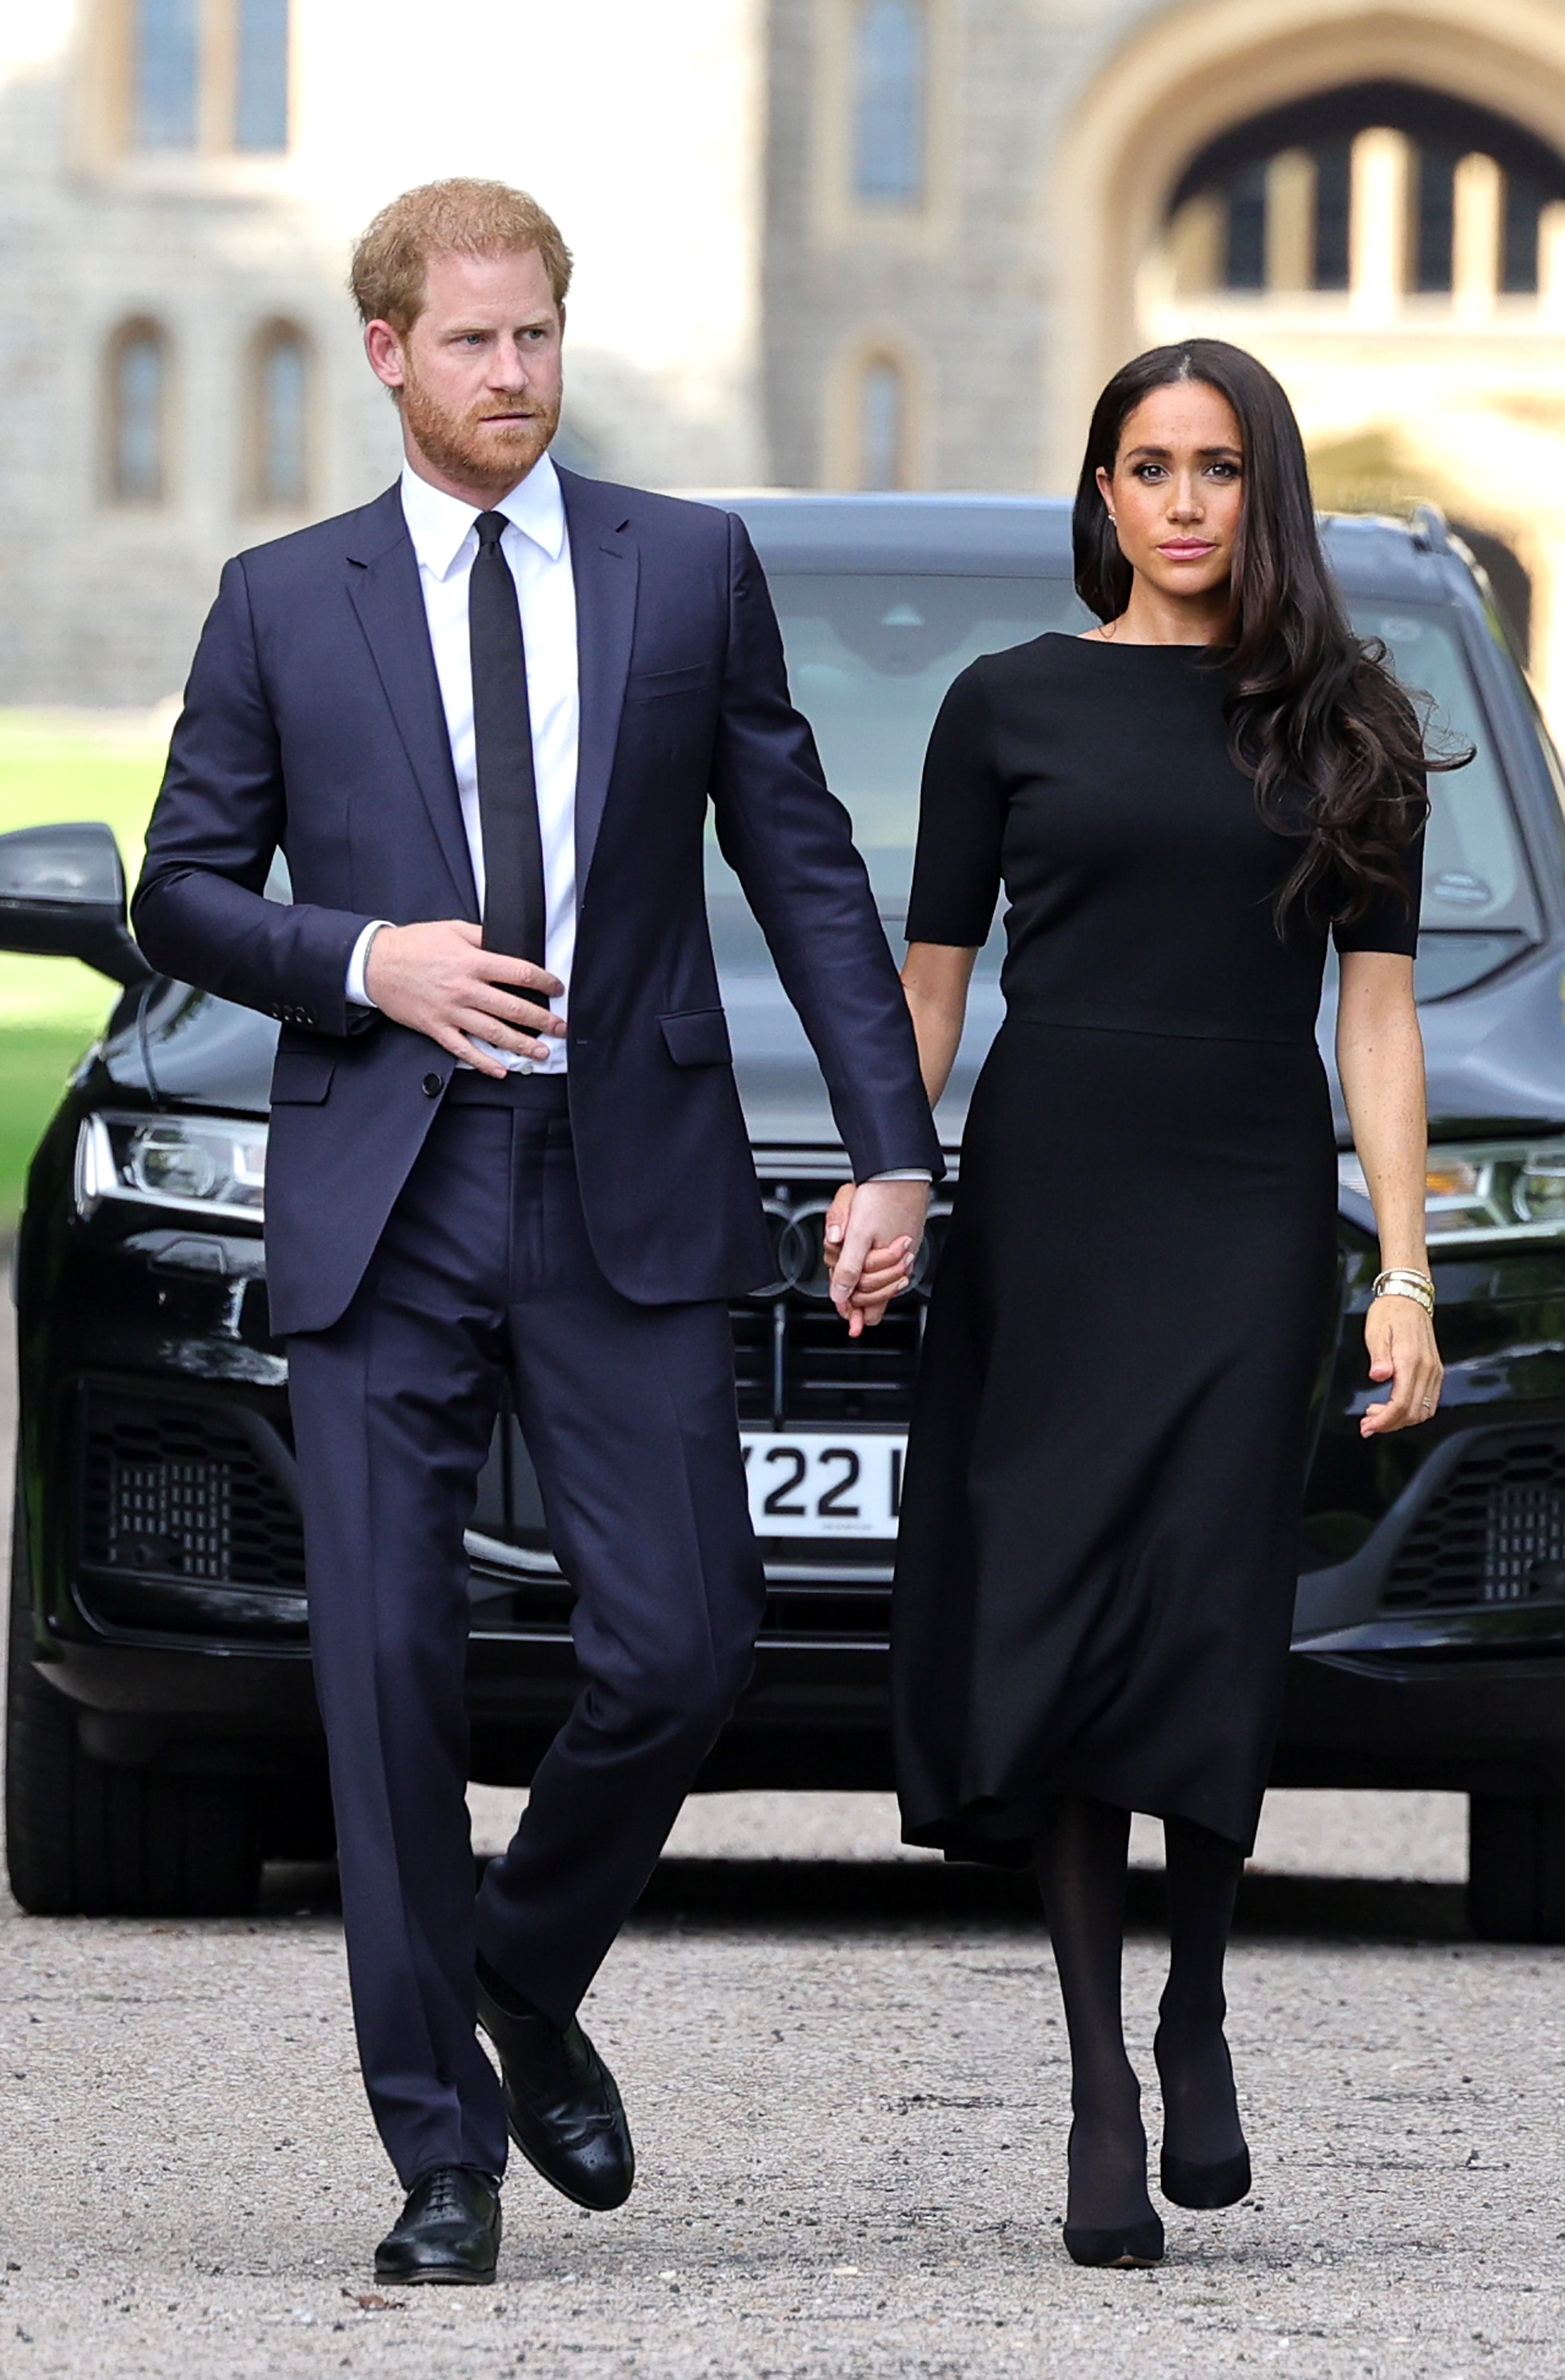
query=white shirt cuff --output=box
[866,1169,932,1182]
[346,920,392,1008]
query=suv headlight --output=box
[75,1112,267,1222]
[1339,1138,1565,1245]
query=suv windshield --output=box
[706,573,1534,1000]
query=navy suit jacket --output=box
[133,469,942,1336]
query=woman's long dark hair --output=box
[1073,338,1448,925]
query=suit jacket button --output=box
[422,1071,444,1097]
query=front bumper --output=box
[22,1177,1565,1799]
[30,1479,1565,1802]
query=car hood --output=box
[729,939,1565,1154]
[100,928,1565,1155]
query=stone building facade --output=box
[769,0,1565,724]
[11,0,1565,720]
[0,0,765,705]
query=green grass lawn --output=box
[0,1025,100,1215]
[0,710,167,1220]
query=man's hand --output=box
[364,920,564,1078]
[824,1180,928,1338]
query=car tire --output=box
[1467,1793,1565,1943]
[5,1470,262,1917]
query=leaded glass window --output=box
[852,0,926,205]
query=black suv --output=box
[8,497,1565,1939]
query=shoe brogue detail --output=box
[475,1967,635,2213]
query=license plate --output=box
[740,1430,905,1539]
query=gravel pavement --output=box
[3,1327,1564,2378]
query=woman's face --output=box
[1095,380,1244,607]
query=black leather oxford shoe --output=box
[374,2164,501,2285]
[475,1956,635,2211]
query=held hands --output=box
[1361,1294,1443,1436]
[364,920,564,1079]
[824,1180,929,1338]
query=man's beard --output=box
[400,364,560,498]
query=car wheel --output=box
[1467,1793,1565,1943]
[4,1468,262,1917]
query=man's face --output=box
[365,246,564,501]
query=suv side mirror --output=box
[0,823,152,988]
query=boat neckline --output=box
[1044,631,1232,656]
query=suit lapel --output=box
[343,487,478,917]
[560,468,639,890]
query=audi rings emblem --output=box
[755,1199,950,1300]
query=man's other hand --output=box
[364,920,565,1077]
[824,1179,928,1337]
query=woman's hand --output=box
[823,1181,922,1338]
[1337,952,1442,1436]
[1361,1294,1443,1436]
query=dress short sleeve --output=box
[1331,804,1425,958]
[906,664,1005,947]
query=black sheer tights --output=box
[1156,1811,1247,2168]
[1033,1796,1245,2229]
[1033,1796,1148,2230]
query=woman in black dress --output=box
[836,341,1444,2268]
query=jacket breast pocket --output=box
[624,662,710,702]
[659,1007,732,1067]
[269,1051,336,1105]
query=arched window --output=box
[250,322,310,507]
[858,354,909,488]
[1170,82,1565,300]
[105,320,170,504]
[132,0,200,151]
[236,0,291,151]
[852,0,926,205]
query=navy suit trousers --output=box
[285,1072,764,2185]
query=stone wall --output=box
[762,0,1163,496]
[0,0,766,705]
[15,0,1565,710]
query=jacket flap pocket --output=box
[625,662,709,700]
[659,1007,732,1067]
[269,1051,336,1105]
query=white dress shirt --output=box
[345,452,579,1073]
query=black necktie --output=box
[469,510,546,968]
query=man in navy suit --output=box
[134,180,939,2282]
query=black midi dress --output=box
[893,635,1423,1859]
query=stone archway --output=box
[1046,0,1565,722]
[1046,0,1565,479]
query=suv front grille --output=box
[473,1174,943,1647]
[734,1299,923,1427]
[80,1391,305,1592]
[732,1175,942,1429]
[1382,1429,1565,1611]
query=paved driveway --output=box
[2,1327,1562,2378]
